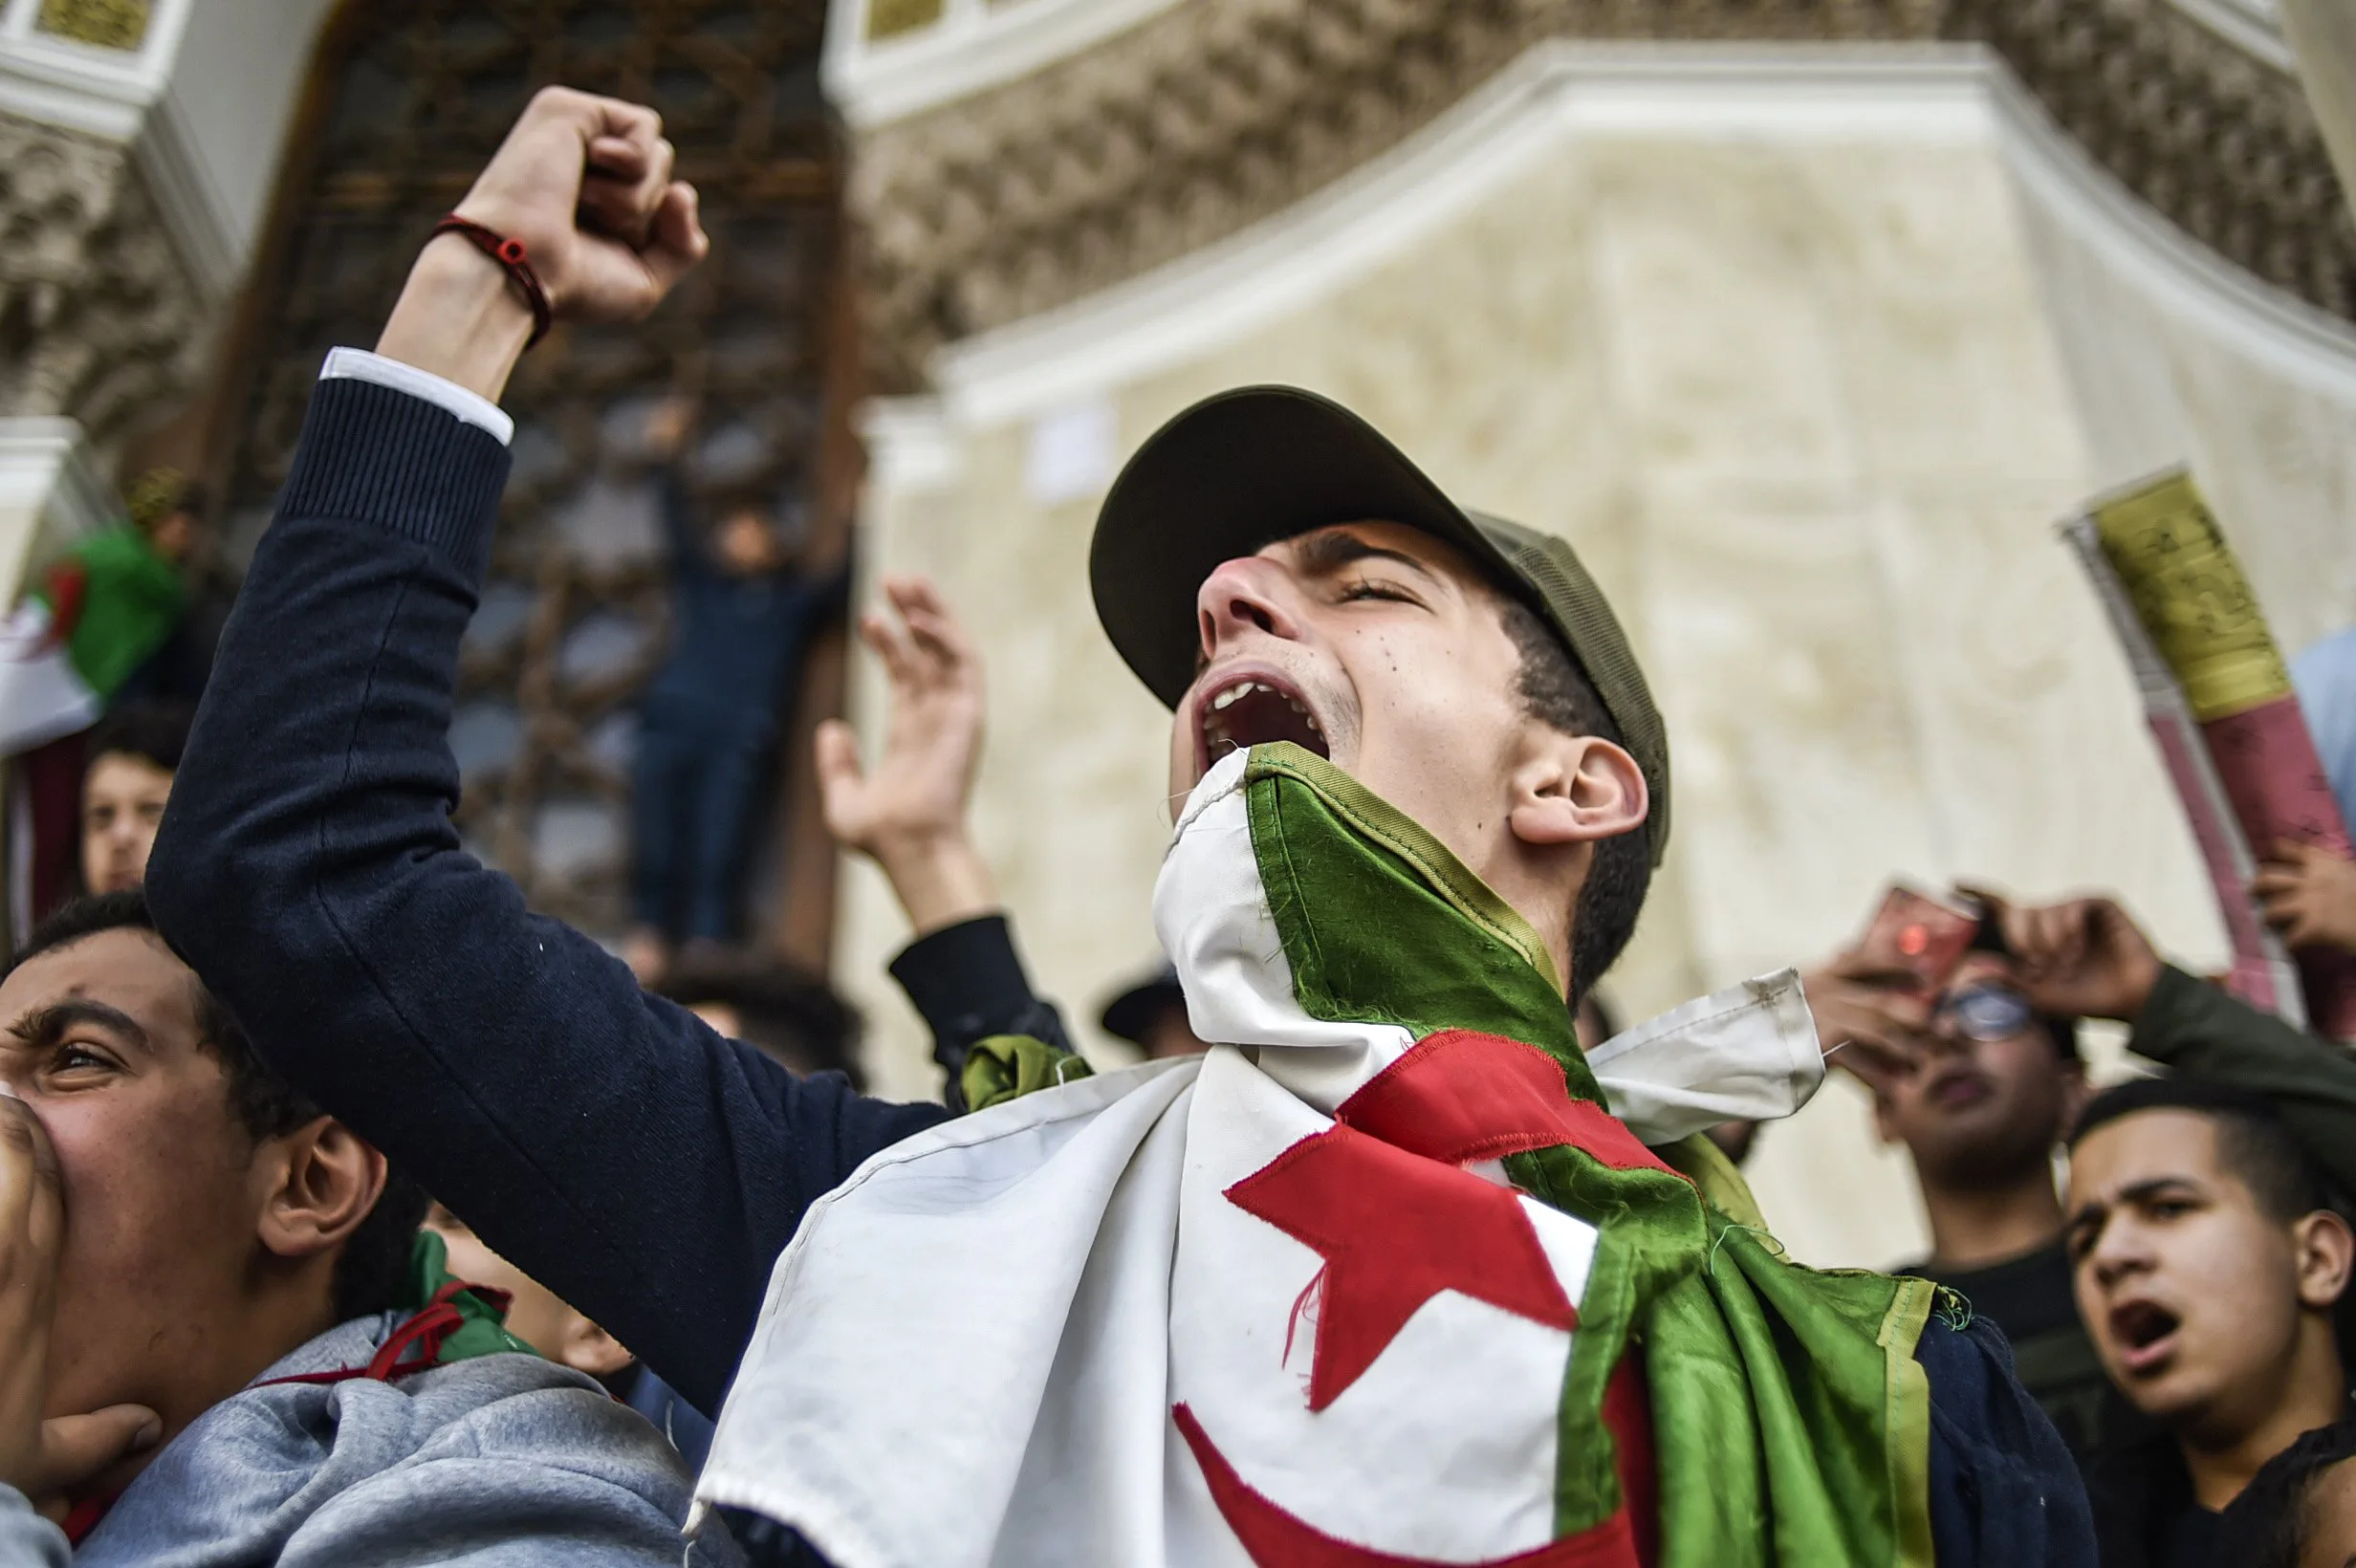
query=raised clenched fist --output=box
[451,87,707,325]
[376,88,710,402]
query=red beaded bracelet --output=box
[430,214,554,348]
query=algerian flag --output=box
[0,524,183,755]
[696,745,1940,1567]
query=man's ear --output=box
[1507,733,1647,850]
[2295,1208,2356,1312]
[256,1116,387,1263]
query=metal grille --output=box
[217,0,840,936]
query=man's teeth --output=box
[1207,681,1321,732]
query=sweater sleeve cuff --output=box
[279,373,511,585]
[322,348,513,444]
[2127,963,2207,1063]
[889,914,1038,1043]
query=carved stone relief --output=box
[0,110,206,464]
[846,0,2352,388]
[1945,0,2356,320]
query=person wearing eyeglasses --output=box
[1804,904,2119,1466]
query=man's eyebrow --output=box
[1288,529,1441,583]
[8,998,151,1054]
[2117,1175,2203,1204]
[2065,1175,2201,1231]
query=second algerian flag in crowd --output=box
[695,743,1946,1568]
[0,521,183,755]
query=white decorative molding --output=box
[0,0,190,135]
[934,44,1985,427]
[134,88,237,296]
[824,0,1184,130]
[0,0,323,301]
[1985,61,2356,403]
[0,31,153,138]
[927,39,2356,429]
[857,396,963,495]
[2165,0,2296,72]
[0,418,109,540]
[0,415,111,606]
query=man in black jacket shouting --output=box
[144,89,2087,1566]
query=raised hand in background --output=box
[2253,840,2356,955]
[1973,889,2165,1023]
[1799,947,1933,1097]
[815,577,999,936]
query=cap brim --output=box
[1100,974,1187,1044]
[1090,386,1530,709]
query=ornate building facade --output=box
[821,0,2356,1267]
[5,0,2354,1263]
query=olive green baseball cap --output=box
[1088,385,1671,865]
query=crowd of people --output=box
[4,85,2356,1568]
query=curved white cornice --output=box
[0,0,198,132]
[1987,61,2356,402]
[2166,0,2295,72]
[924,39,2356,429]
[824,0,1184,130]
[0,0,328,299]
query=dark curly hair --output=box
[83,699,195,777]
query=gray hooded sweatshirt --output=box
[0,1312,737,1566]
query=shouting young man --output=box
[145,90,2086,1565]
[0,893,715,1565]
[2064,1078,2354,1566]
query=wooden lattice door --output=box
[211,0,847,948]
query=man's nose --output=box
[1195,555,1301,660]
[2090,1226,2149,1290]
[1922,1015,1971,1056]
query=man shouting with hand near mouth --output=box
[147,88,2087,1566]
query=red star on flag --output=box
[1225,1030,1681,1411]
[1226,1123,1577,1410]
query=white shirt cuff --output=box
[320,348,514,446]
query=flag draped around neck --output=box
[696,744,1936,1568]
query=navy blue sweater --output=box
[148,377,2092,1566]
[145,378,949,1419]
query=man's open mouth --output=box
[1926,1068,1993,1112]
[1198,674,1330,768]
[2107,1299,2182,1375]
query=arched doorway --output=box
[207,0,855,964]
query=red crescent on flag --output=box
[1173,1400,1646,1568]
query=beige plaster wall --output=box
[840,124,2233,1269]
[2017,196,2356,667]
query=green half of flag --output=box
[1242,743,1935,1568]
